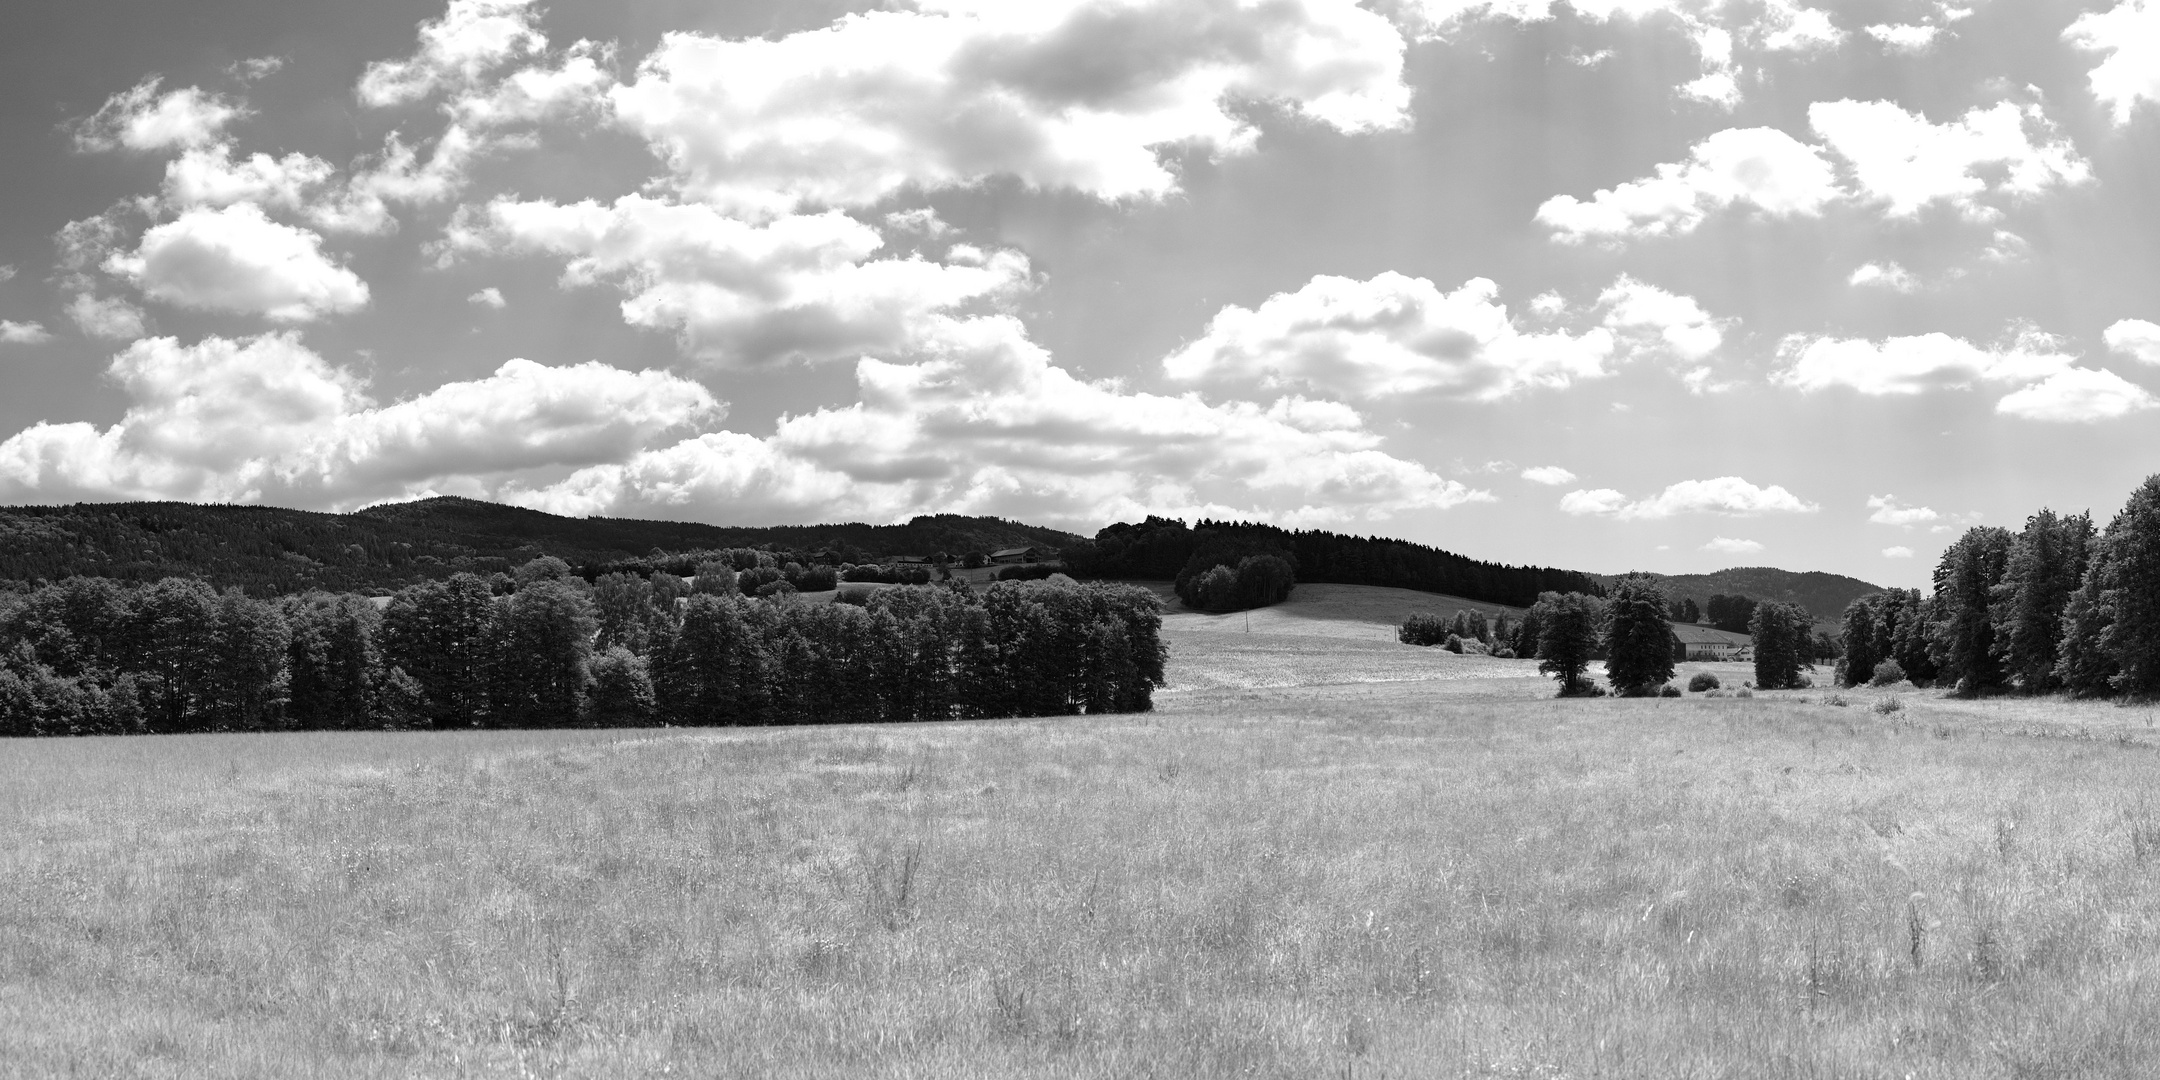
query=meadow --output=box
[4,592,2160,1078]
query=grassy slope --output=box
[5,642,2160,1077]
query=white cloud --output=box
[1865,23,1940,52]
[1755,1,1843,51]
[1161,272,1615,401]
[0,265,15,282]
[1596,275,1722,360]
[1866,494,1938,526]
[1536,127,1838,243]
[1702,536,1763,553]
[2065,0,2160,126]
[0,333,720,506]
[1883,546,1914,558]
[468,287,506,309]
[1521,464,1577,485]
[357,0,547,107]
[1807,99,2090,219]
[66,295,149,341]
[1995,367,2158,422]
[1848,261,1918,291]
[2104,318,2160,365]
[470,195,1033,366]
[608,0,1412,216]
[229,56,285,81]
[72,78,245,152]
[1559,476,1817,520]
[103,204,369,322]
[160,145,394,234]
[1774,331,2075,396]
[513,315,1488,528]
[0,321,51,345]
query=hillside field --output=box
[4,611,2159,1077]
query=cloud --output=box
[514,315,1489,528]
[608,0,1412,216]
[1536,127,1838,243]
[0,321,52,345]
[1161,272,1614,401]
[103,204,369,322]
[1520,464,1576,485]
[228,56,285,81]
[1994,367,2158,422]
[1883,545,1914,558]
[66,294,149,341]
[469,195,1033,366]
[1596,275,1722,360]
[0,265,14,282]
[0,333,720,506]
[1754,0,1843,51]
[1807,100,2090,219]
[1848,261,1918,292]
[1702,536,1763,554]
[357,0,547,107]
[71,77,245,152]
[2065,0,2160,126]
[2104,319,2160,365]
[468,287,506,309]
[1864,23,1939,52]
[1866,494,1939,526]
[1559,476,1817,520]
[160,145,394,234]
[1773,331,2074,396]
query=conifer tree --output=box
[1993,509,2093,692]
[2100,475,2160,698]
[1929,526,2013,697]
[2054,539,2118,698]
[1749,600,1811,690]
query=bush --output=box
[1659,684,1682,698]
[1873,696,1904,715]
[1444,633,1464,654]
[1398,613,1450,647]
[755,579,797,598]
[995,564,1062,582]
[1687,672,1721,692]
[1736,686,1753,698]
[1557,676,1607,698]
[1869,658,1906,687]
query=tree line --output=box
[0,558,1166,737]
[1837,474,2160,699]
[1069,517,1602,609]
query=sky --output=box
[1,0,2157,586]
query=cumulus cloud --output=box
[1559,476,1817,520]
[514,315,1488,528]
[468,287,506,309]
[1161,272,1614,401]
[1995,368,2158,422]
[1807,99,2090,219]
[1883,545,1914,558]
[66,294,149,341]
[1521,464,1577,485]
[1866,494,1939,526]
[608,0,1412,216]
[72,77,245,152]
[1865,23,1939,52]
[1754,0,1843,51]
[160,145,394,234]
[469,195,1033,366]
[357,0,547,107]
[2105,318,2160,365]
[1536,127,1838,243]
[2065,0,2160,126]
[1597,275,1722,360]
[1848,261,1918,291]
[103,204,369,322]
[1702,536,1763,554]
[0,321,52,345]
[1774,331,2075,396]
[0,333,720,506]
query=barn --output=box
[1671,623,1751,661]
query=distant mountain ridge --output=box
[1602,566,1885,622]
[0,498,1084,594]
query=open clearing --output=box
[5,620,2160,1077]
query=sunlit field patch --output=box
[4,634,2159,1078]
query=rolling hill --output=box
[0,498,1083,594]
[1605,567,1885,623]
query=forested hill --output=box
[0,499,1082,594]
[1607,567,1884,621]
[1066,517,1602,609]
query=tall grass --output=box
[4,681,2159,1077]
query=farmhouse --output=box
[1671,622,1750,661]
[990,545,1045,564]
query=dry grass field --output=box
[5,612,2160,1078]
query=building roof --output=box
[990,546,1038,558]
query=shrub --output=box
[1398,613,1449,647]
[755,579,797,598]
[1736,686,1753,698]
[1869,658,1906,687]
[1873,696,1904,715]
[1444,633,1465,654]
[1687,672,1721,692]
[1557,676,1606,698]
[1659,684,1682,698]
[996,564,1062,582]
